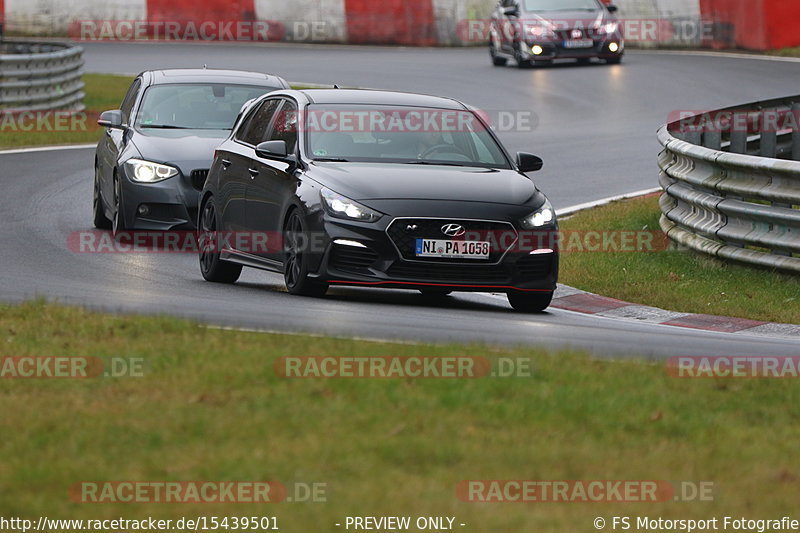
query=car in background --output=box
[490,0,623,67]
[198,89,559,312]
[93,69,290,233]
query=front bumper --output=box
[309,216,559,293]
[119,168,206,230]
[520,38,624,60]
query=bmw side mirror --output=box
[517,152,543,173]
[98,110,124,130]
[606,4,619,13]
[502,6,519,16]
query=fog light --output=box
[532,45,544,55]
[138,205,150,216]
[609,42,619,53]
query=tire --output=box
[283,210,328,297]
[490,41,507,66]
[93,168,112,230]
[112,174,126,236]
[577,57,592,65]
[606,56,622,65]
[507,291,553,313]
[198,197,242,284]
[419,289,452,298]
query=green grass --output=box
[2,300,800,530]
[769,46,800,57]
[559,194,800,323]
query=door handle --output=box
[221,159,231,169]
[248,168,259,178]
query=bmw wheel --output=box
[507,291,553,313]
[93,167,112,230]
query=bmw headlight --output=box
[527,24,554,39]
[521,199,555,229]
[125,159,180,183]
[320,188,382,223]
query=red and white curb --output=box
[548,284,800,339]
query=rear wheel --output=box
[199,197,242,283]
[93,168,111,230]
[284,210,328,297]
[507,291,553,313]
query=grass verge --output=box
[559,194,799,323]
[769,47,800,57]
[2,300,800,530]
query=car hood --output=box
[309,162,537,206]
[131,129,229,171]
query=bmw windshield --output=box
[135,84,274,131]
[302,105,512,169]
[523,0,601,11]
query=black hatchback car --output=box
[490,0,623,67]
[198,89,558,312]
[93,69,289,233]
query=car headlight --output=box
[320,188,382,223]
[521,200,555,229]
[124,159,180,183]
[598,22,619,36]
[527,25,554,39]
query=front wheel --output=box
[284,210,328,297]
[199,197,242,283]
[507,291,553,313]
[490,41,507,66]
[606,56,622,65]
[93,169,111,230]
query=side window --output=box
[268,100,298,153]
[237,99,281,146]
[120,79,141,125]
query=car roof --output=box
[146,69,289,88]
[295,89,468,110]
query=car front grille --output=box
[329,243,379,274]
[386,218,517,263]
[387,262,511,283]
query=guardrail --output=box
[658,95,800,273]
[0,41,85,112]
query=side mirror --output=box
[98,110,124,129]
[502,6,519,16]
[255,140,297,165]
[517,152,543,173]
[606,4,619,13]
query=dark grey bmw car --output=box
[93,69,289,232]
[199,89,558,312]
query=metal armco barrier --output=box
[658,95,800,273]
[0,41,85,111]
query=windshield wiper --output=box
[406,160,468,167]
[314,157,350,162]
[140,124,194,130]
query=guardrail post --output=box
[760,130,777,158]
[793,103,800,161]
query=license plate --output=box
[415,239,490,259]
[563,39,594,49]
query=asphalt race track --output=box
[2,43,799,357]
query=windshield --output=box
[523,0,600,11]
[303,105,511,169]
[135,83,276,130]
